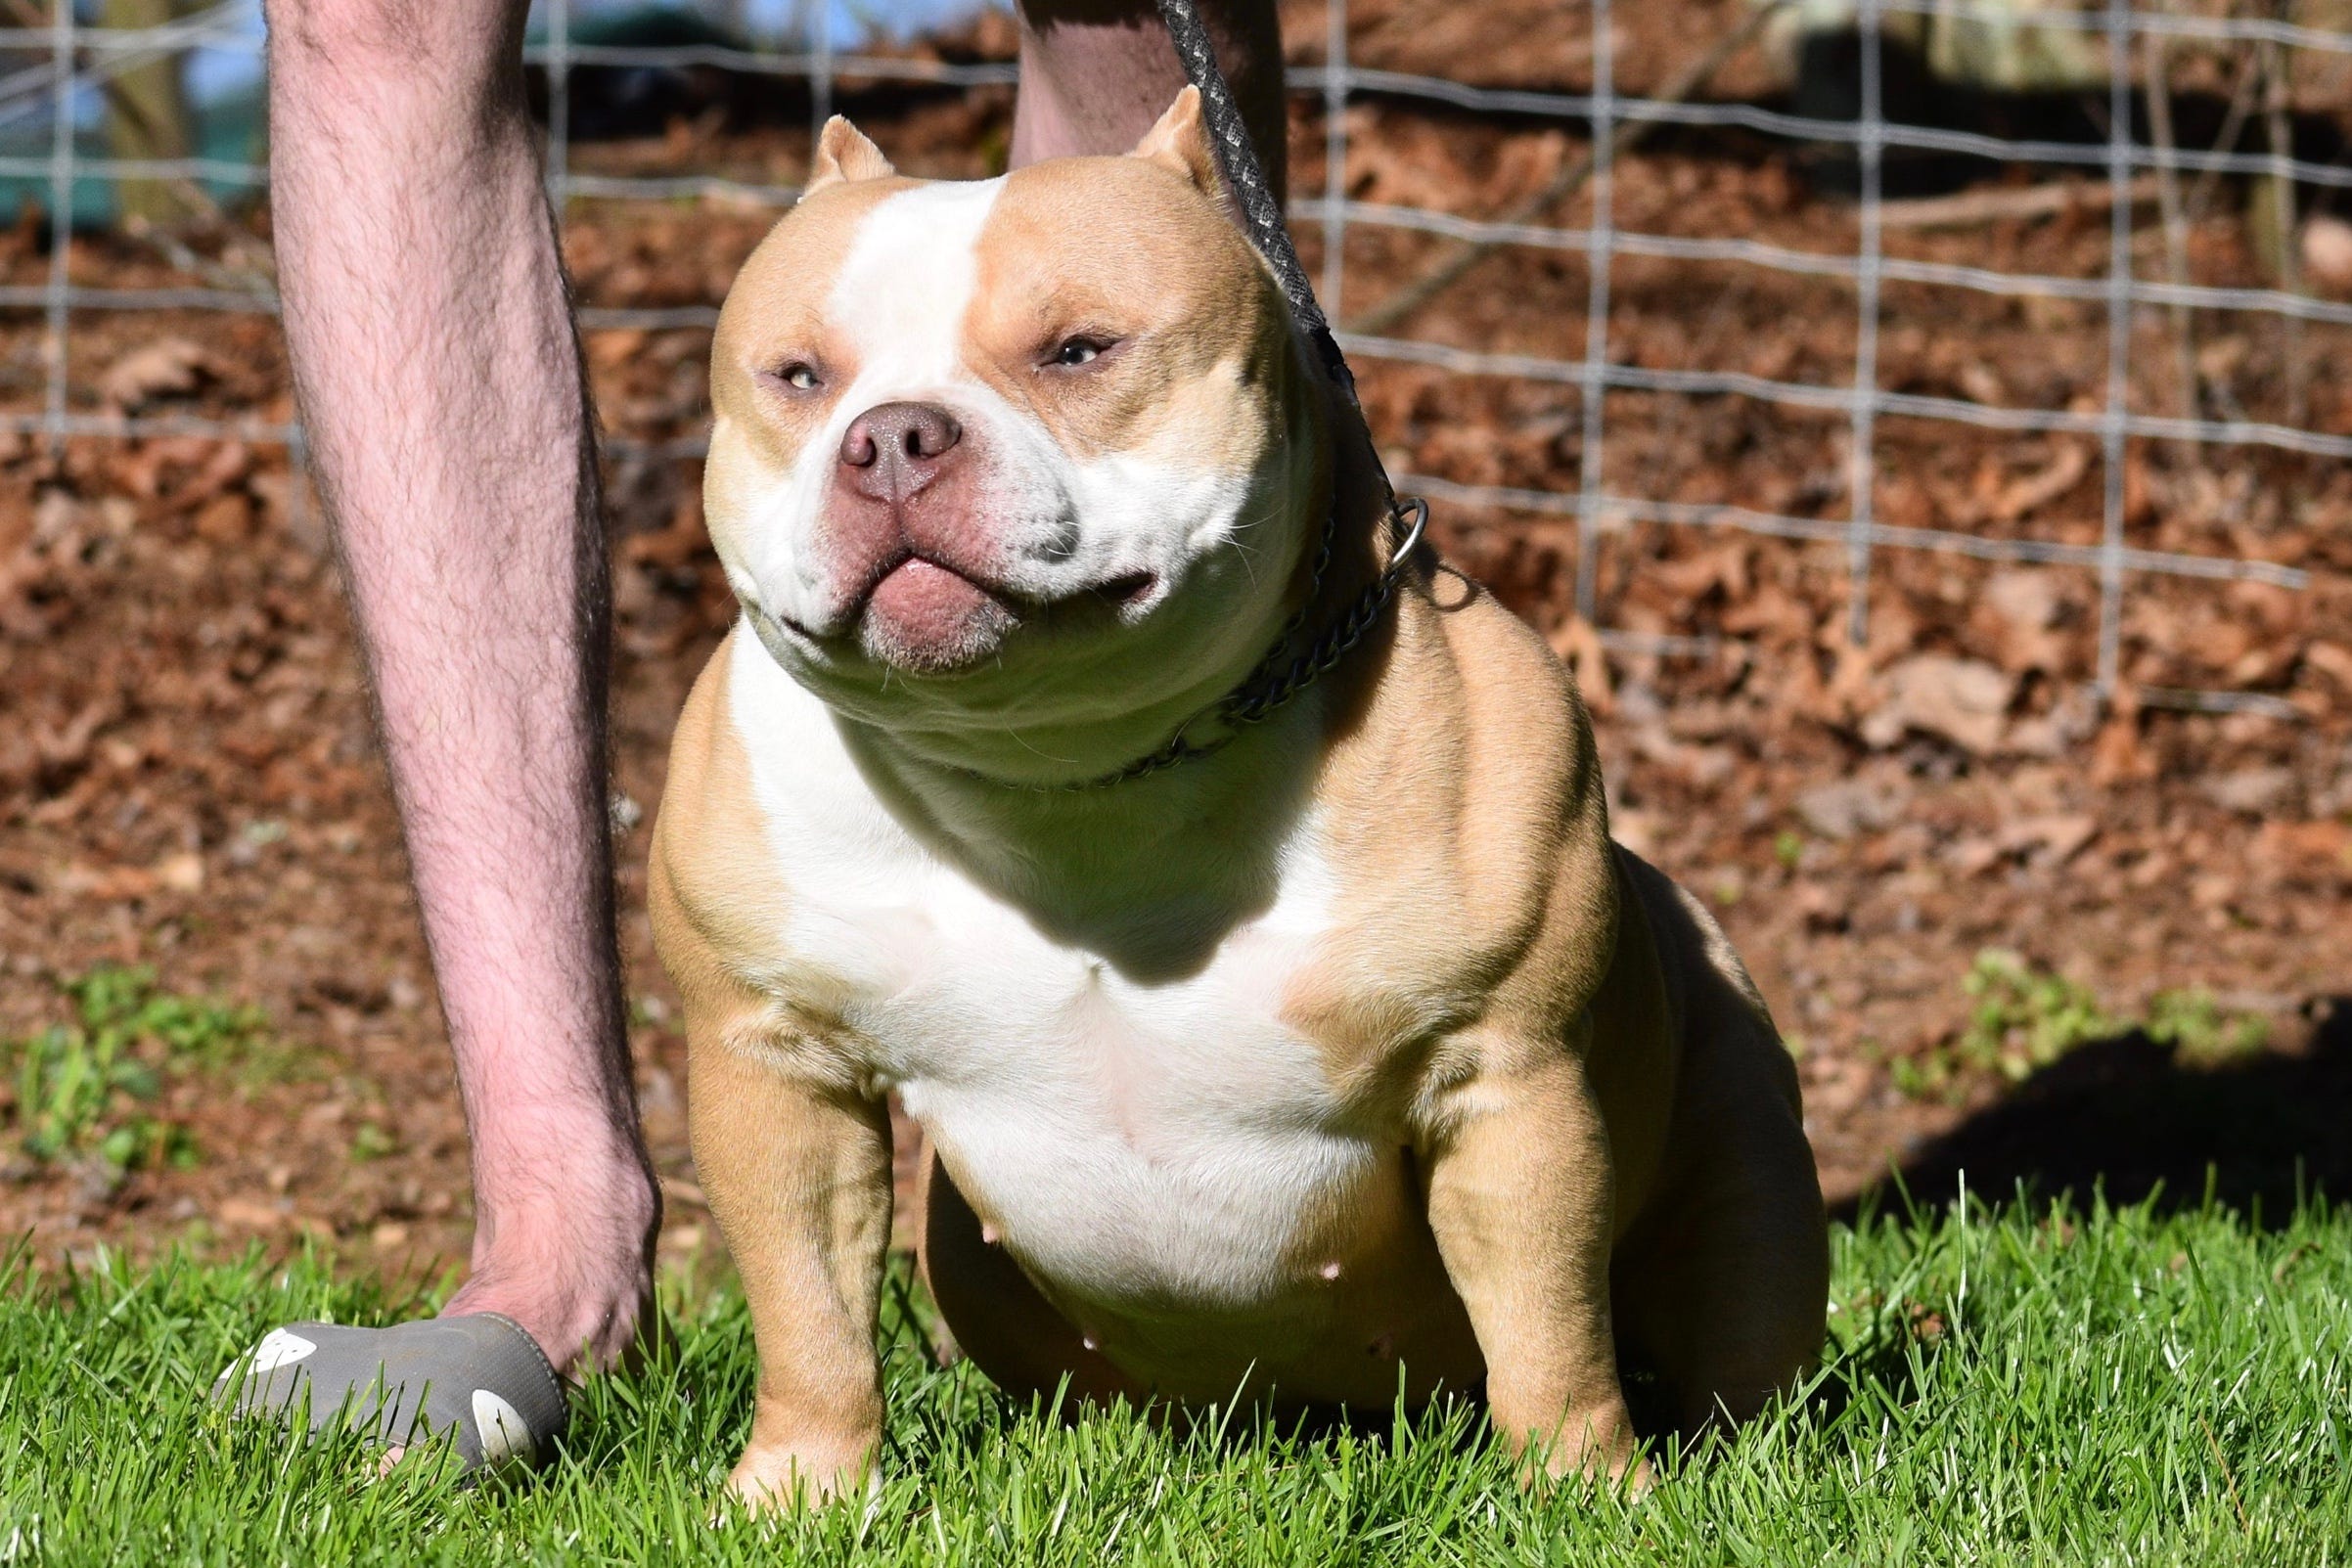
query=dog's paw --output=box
[1508,1404,1652,1498]
[722,1436,876,1515]
[1515,1457,1646,1504]
[1603,1450,1657,1498]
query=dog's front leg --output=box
[1420,1035,1648,1489]
[688,1025,892,1509]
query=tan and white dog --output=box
[652,88,1828,1506]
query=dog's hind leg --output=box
[1606,859,1830,1439]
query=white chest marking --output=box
[725,632,1366,1312]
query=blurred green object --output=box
[3,964,268,1173]
[102,0,198,225]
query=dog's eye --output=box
[774,362,821,391]
[1051,336,1111,369]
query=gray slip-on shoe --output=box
[212,1313,567,1474]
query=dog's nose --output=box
[838,402,963,502]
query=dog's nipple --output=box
[1318,1261,1342,1281]
[979,1222,999,1245]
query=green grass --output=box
[3,1192,2349,1565]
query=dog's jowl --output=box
[652,89,1829,1507]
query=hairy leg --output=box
[1014,0,1288,199]
[264,0,656,1373]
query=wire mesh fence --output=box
[1,0,2340,723]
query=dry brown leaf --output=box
[50,862,157,899]
[1997,814,2100,867]
[2305,642,2352,691]
[1548,614,1614,715]
[2304,216,2352,298]
[2252,820,2352,877]
[1992,441,2092,522]
[96,337,212,412]
[1861,655,2013,754]
[153,851,204,894]
[2089,714,2154,786]
[1976,568,2070,675]
[1942,834,2005,876]
[2202,768,2296,817]
[215,1196,285,1231]
[1796,778,1904,840]
[191,493,253,546]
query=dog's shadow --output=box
[1840,996,2352,1228]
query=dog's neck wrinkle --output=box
[850,647,1265,783]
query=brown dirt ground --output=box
[1,1,2347,1282]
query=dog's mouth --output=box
[1089,569,1159,611]
[774,558,1161,674]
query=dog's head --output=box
[705,88,1329,781]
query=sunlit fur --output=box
[655,97,1827,1513]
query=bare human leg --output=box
[1013,0,1288,202]
[264,0,656,1374]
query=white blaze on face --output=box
[734,174,1260,658]
[826,178,1002,422]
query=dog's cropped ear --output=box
[805,115,897,197]
[1131,85,1223,199]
